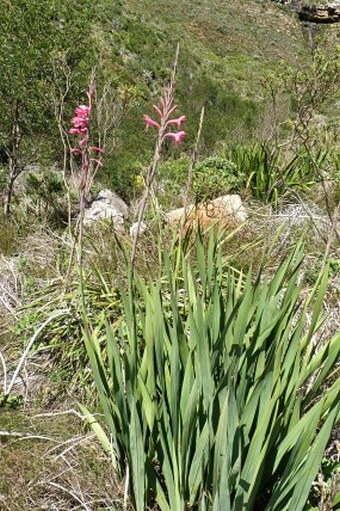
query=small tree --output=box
[0,0,96,216]
[261,47,340,152]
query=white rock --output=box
[83,189,129,229]
[130,221,147,238]
[213,194,248,223]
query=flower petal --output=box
[90,146,105,154]
[143,114,160,130]
[166,115,186,128]
[163,130,186,144]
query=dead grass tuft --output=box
[0,408,121,511]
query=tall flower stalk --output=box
[131,45,186,266]
[69,82,104,266]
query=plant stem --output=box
[130,45,180,267]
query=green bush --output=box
[81,233,340,511]
[103,157,144,203]
[192,156,242,202]
[157,158,190,208]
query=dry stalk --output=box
[37,481,92,511]
[51,57,73,235]
[0,431,58,443]
[131,44,180,266]
[179,105,205,241]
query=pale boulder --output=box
[165,194,247,229]
[83,189,129,229]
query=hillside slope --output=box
[122,0,309,91]
[101,0,312,193]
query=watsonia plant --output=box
[80,232,340,511]
[229,144,316,205]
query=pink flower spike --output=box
[153,104,163,117]
[166,115,186,128]
[163,130,186,145]
[78,137,88,147]
[91,158,103,167]
[90,146,105,154]
[70,148,82,155]
[71,116,88,128]
[143,114,161,130]
[75,105,90,118]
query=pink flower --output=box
[143,114,160,130]
[78,137,88,147]
[70,104,90,137]
[69,127,88,136]
[90,146,105,154]
[69,89,102,157]
[75,105,90,118]
[163,130,186,145]
[166,115,186,128]
[143,96,186,146]
[71,116,88,128]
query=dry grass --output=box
[0,257,23,321]
[0,349,121,511]
[0,417,121,511]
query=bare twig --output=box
[36,481,92,511]
[123,463,130,511]
[0,351,7,394]
[0,431,58,442]
[180,105,205,241]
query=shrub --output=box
[25,169,65,223]
[192,156,242,203]
[157,158,190,208]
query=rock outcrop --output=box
[86,191,247,235]
[298,5,340,23]
[165,195,247,230]
[84,189,129,229]
[272,0,340,23]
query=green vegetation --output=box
[0,0,339,509]
[0,0,98,215]
[192,157,241,202]
[82,235,339,511]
